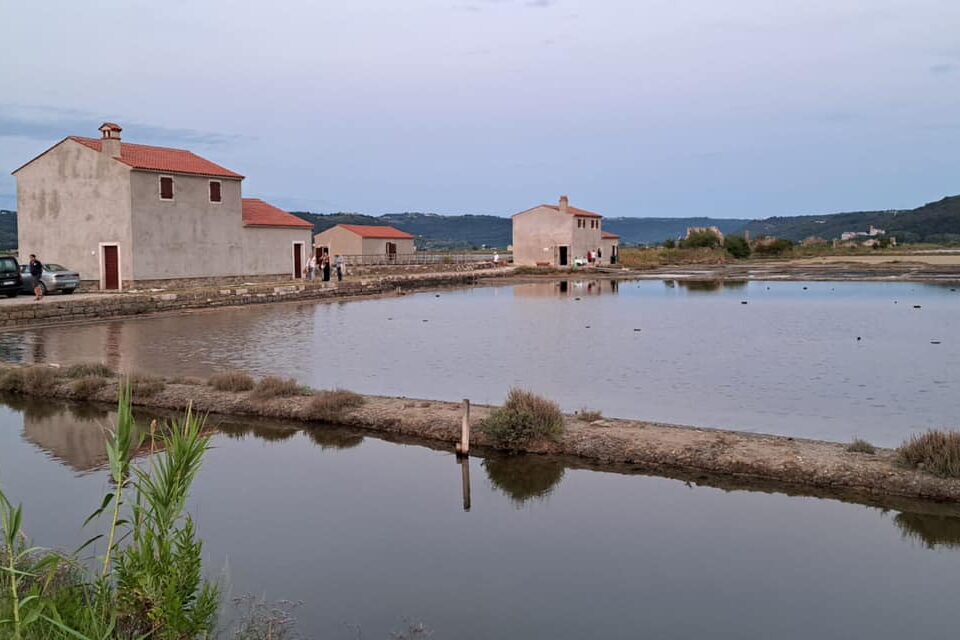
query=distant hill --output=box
[604,217,750,244]
[292,212,512,250]
[742,196,960,243]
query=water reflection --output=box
[514,279,620,298]
[219,422,299,442]
[304,426,364,450]
[669,279,748,292]
[482,454,566,506]
[894,512,960,549]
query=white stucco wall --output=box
[314,226,364,257]
[360,237,415,255]
[239,227,312,277]
[15,139,134,284]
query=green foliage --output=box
[724,235,751,259]
[662,239,676,249]
[752,238,794,256]
[209,372,255,392]
[480,388,565,449]
[846,438,876,454]
[680,230,722,249]
[301,389,364,422]
[898,430,960,478]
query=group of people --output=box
[305,253,344,282]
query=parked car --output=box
[20,263,80,295]
[0,256,22,298]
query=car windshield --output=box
[45,264,66,271]
[0,258,17,271]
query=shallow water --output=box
[1,399,959,639]
[2,279,957,445]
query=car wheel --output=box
[5,292,16,298]
[62,288,75,295]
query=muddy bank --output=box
[5,364,959,504]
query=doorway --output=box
[386,242,397,262]
[558,245,568,267]
[293,243,303,278]
[101,244,120,290]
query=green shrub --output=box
[680,230,722,249]
[64,362,114,379]
[753,238,794,256]
[70,376,108,399]
[250,376,306,401]
[301,389,365,422]
[663,238,676,249]
[480,388,565,449]
[209,371,255,392]
[724,235,751,259]
[846,438,876,454]
[898,430,960,478]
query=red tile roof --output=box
[544,204,603,218]
[601,231,620,239]
[338,224,414,239]
[242,199,313,229]
[69,136,244,179]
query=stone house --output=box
[600,231,620,264]
[313,224,415,263]
[512,196,609,267]
[13,123,314,290]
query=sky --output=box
[1,0,959,218]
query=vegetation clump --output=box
[302,389,365,422]
[250,376,307,401]
[209,371,256,392]
[680,230,723,249]
[63,362,114,379]
[724,235,752,259]
[480,388,565,449]
[0,366,59,395]
[576,409,603,422]
[752,238,794,257]
[898,429,960,478]
[129,373,166,399]
[846,438,876,454]
[70,375,108,399]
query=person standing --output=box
[28,254,44,301]
[322,253,331,282]
[307,253,318,281]
[335,254,344,282]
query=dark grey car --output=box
[20,263,80,295]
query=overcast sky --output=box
[2,0,959,218]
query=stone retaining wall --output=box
[0,271,499,330]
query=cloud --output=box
[929,63,956,74]
[0,104,243,147]
[526,0,558,7]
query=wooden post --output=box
[456,398,470,457]
[460,456,471,512]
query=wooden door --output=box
[103,246,119,290]
[293,244,303,278]
[558,246,568,266]
[386,242,397,262]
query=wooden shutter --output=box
[209,181,221,202]
[160,176,174,199]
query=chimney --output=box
[98,122,122,158]
[559,195,569,214]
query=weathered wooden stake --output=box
[455,398,470,457]
[460,456,471,512]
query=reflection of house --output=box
[513,279,620,298]
[13,123,313,290]
[313,224,415,262]
[512,196,610,267]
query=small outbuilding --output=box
[313,224,415,263]
[600,231,620,265]
[512,195,609,267]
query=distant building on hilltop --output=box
[512,196,618,267]
[12,123,313,290]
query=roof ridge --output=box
[69,135,193,154]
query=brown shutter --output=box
[160,177,174,199]
[209,181,221,202]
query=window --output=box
[159,176,174,200]
[209,180,222,203]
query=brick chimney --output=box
[98,122,122,158]
[559,195,569,214]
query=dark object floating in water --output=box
[741,301,748,305]
[931,340,942,345]
[633,328,641,332]
[802,286,808,290]
[951,288,956,292]
[435,294,440,298]
[574,297,581,301]
[914,305,922,309]
[585,325,591,329]
[422,319,429,322]
[857,337,861,341]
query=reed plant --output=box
[209,372,255,392]
[301,389,364,422]
[898,429,960,478]
[249,377,307,401]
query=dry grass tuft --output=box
[0,366,60,394]
[577,409,603,422]
[70,376,109,399]
[898,430,960,478]
[480,388,565,449]
[846,438,877,454]
[209,372,255,392]
[302,389,365,422]
[128,373,166,399]
[250,376,307,401]
[63,362,114,379]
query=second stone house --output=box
[313,224,415,263]
[512,196,615,267]
[13,122,314,290]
